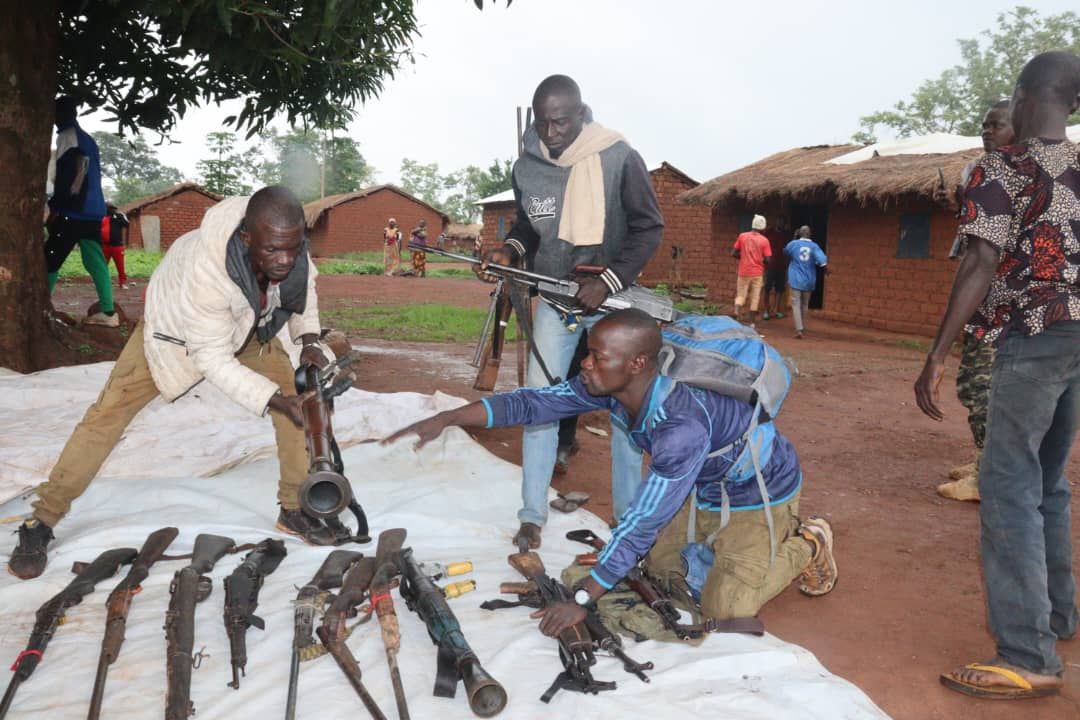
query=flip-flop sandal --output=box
[550,491,590,513]
[940,663,1062,699]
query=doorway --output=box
[788,203,829,309]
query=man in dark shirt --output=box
[481,75,664,550]
[102,203,131,289]
[915,51,1080,699]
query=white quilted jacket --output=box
[142,196,321,415]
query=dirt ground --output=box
[55,274,1080,720]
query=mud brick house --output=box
[476,162,711,292]
[680,140,993,336]
[304,185,449,257]
[120,183,222,251]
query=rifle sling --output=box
[479,598,536,611]
[689,616,765,636]
[433,642,459,700]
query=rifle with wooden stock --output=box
[286,549,364,720]
[165,533,236,720]
[87,527,178,720]
[316,556,388,720]
[0,547,137,720]
[371,528,410,720]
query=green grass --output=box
[316,258,383,275]
[428,267,475,279]
[323,303,518,343]
[57,248,163,279]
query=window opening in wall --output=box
[897,213,931,259]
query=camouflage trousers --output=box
[956,331,996,449]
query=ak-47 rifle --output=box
[0,547,137,720]
[316,557,388,720]
[371,528,409,720]
[296,350,371,544]
[165,533,236,720]
[286,549,363,720]
[87,527,178,720]
[564,530,764,639]
[224,538,288,689]
[396,547,507,718]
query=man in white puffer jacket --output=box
[10,186,339,580]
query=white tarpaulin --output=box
[0,362,889,719]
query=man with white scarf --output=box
[483,75,663,550]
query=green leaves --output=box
[399,157,512,222]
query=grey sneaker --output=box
[798,516,837,596]
[8,519,53,580]
[84,311,119,328]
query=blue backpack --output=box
[657,315,793,595]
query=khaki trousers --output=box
[32,323,307,527]
[645,490,812,619]
[734,275,764,311]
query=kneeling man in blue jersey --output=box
[385,309,838,636]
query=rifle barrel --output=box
[407,243,557,287]
[387,653,410,720]
[86,648,112,720]
[284,645,300,720]
[0,676,21,720]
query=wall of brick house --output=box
[307,190,448,257]
[703,200,788,312]
[479,204,518,255]
[816,200,957,336]
[637,167,713,288]
[127,190,219,250]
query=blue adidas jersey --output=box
[483,375,802,589]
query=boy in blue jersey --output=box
[784,226,829,339]
[385,309,838,637]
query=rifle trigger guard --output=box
[192,646,209,669]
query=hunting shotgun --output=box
[286,549,364,720]
[223,538,288,689]
[317,556,388,720]
[165,533,236,720]
[371,528,410,720]
[0,547,137,720]
[296,351,371,544]
[87,527,179,720]
[397,547,507,718]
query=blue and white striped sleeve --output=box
[591,419,710,589]
[484,377,611,428]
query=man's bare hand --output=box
[530,601,587,637]
[478,248,515,282]
[914,356,946,421]
[299,344,329,369]
[268,390,315,428]
[382,412,452,450]
[575,276,610,313]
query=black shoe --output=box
[276,509,337,546]
[8,519,53,580]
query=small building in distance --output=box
[444,223,483,253]
[120,182,222,251]
[304,185,450,257]
[680,135,997,336]
[636,162,713,292]
[475,189,516,256]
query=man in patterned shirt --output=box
[915,51,1080,700]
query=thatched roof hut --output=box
[445,223,482,241]
[679,144,983,210]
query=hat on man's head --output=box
[751,215,767,231]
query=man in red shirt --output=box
[731,214,772,326]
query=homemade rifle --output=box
[0,547,137,720]
[316,557,388,720]
[564,531,764,638]
[223,538,288,689]
[296,350,371,544]
[409,243,677,324]
[371,528,409,720]
[397,547,507,718]
[87,527,178,720]
[286,549,364,720]
[165,533,236,720]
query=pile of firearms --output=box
[0,527,504,720]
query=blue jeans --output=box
[980,320,1080,675]
[519,301,644,526]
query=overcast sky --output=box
[80,0,1077,188]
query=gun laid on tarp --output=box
[372,528,409,720]
[286,549,364,720]
[408,243,678,323]
[165,533,236,720]
[396,547,507,718]
[87,527,178,720]
[296,350,371,544]
[224,538,288,689]
[317,557,388,720]
[564,530,764,639]
[0,546,137,720]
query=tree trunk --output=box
[0,1,62,372]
